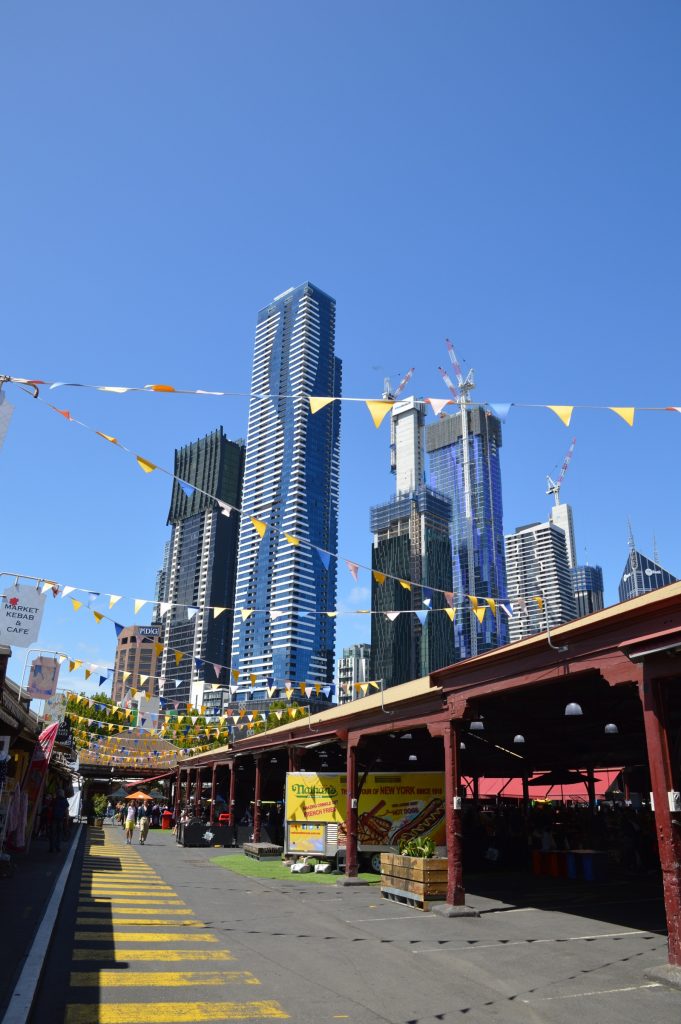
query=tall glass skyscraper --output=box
[157,428,245,708]
[426,407,508,660]
[231,283,342,701]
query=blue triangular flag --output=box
[488,403,512,423]
[314,547,331,570]
[195,658,203,670]
[422,587,433,608]
[114,622,124,637]
[187,607,198,620]
[99,675,107,685]
[414,610,428,625]
[179,480,195,498]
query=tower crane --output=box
[382,367,415,402]
[546,438,576,505]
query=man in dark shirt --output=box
[50,789,69,852]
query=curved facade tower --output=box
[231,283,342,699]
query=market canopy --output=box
[125,790,153,800]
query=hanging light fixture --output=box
[564,702,583,717]
[270,756,278,764]
[459,741,466,750]
[604,723,619,734]
[470,719,484,731]
[513,734,525,744]
[408,753,418,762]
[401,733,413,740]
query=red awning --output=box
[463,769,622,803]
[123,770,176,788]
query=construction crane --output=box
[382,367,415,401]
[546,438,576,505]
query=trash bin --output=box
[161,810,174,831]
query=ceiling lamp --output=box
[470,719,484,731]
[401,733,413,740]
[604,723,619,734]
[459,741,466,750]
[270,756,278,764]
[513,734,525,744]
[564,702,583,717]
[408,754,418,762]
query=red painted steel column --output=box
[210,764,217,824]
[174,769,182,821]
[443,720,465,906]
[288,746,301,772]
[184,767,191,809]
[194,767,201,816]
[345,740,359,877]
[253,757,263,842]
[228,761,237,843]
[640,668,681,966]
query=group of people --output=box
[111,799,165,846]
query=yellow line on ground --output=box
[76,918,204,926]
[78,899,186,906]
[77,908,192,916]
[70,971,260,987]
[72,949,235,962]
[73,932,217,942]
[80,889,175,896]
[65,1001,288,1022]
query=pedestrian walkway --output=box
[64,826,288,1023]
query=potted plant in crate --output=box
[380,836,448,909]
[92,794,108,827]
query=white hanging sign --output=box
[27,656,61,698]
[0,584,46,648]
[0,392,14,451]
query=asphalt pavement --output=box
[28,823,680,1024]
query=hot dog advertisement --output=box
[285,772,446,848]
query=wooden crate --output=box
[380,853,448,900]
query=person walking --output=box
[124,802,136,844]
[50,789,69,852]
[139,805,150,845]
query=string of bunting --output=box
[7,374,681,428]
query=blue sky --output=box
[1,2,680,697]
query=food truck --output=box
[284,771,445,872]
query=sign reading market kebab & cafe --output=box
[0,584,46,648]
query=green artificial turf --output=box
[210,854,378,885]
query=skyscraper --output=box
[618,527,677,602]
[426,407,508,660]
[572,564,605,617]
[504,521,577,642]
[370,399,454,687]
[337,643,371,704]
[230,283,342,702]
[157,428,245,708]
[111,625,162,704]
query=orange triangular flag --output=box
[93,611,104,623]
[372,570,386,585]
[610,407,635,426]
[148,384,176,392]
[547,406,574,427]
[309,396,336,415]
[96,431,118,444]
[365,399,393,428]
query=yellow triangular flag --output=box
[284,533,300,546]
[399,579,411,591]
[365,399,394,428]
[231,668,239,682]
[372,570,386,585]
[213,606,226,618]
[468,595,479,610]
[610,407,635,426]
[473,606,487,624]
[96,431,118,444]
[71,598,82,612]
[122,671,131,682]
[444,607,455,622]
[139,675,148,686]
[251,516,267,539]
[240,609,253,621]
[136,455,157,474]
[131,688,138,697]
[174,650,184,666]
[84,669,91,680]
[134,599,147,615]
[93,611,104,623]
[486,598,497,617]
[154,642,163,656]
[547,405,574,427]
[249,673,257,685]
[326,611,337,618]
[532,595,544,613]
[309,396,336,415]
[109,595,122,609]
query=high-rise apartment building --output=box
[157,428,245,708]
[371,399,454,687]
[337,643,371,704]
[504,521,577,642]
[230,283,342,705]
[426,406,508,660]
[111,625,162,704]
[572,564,605,617]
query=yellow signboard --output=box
[285,772,445,846]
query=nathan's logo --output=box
[292,782,338,799]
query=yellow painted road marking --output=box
[72,949,235,961]
[70,970,260,987]
[80,890,175,897]
[77,908,192,916]
[79,899,186,906]
[76,918,203,926]
[74,932,218,942]
[65,1002,288,1022]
